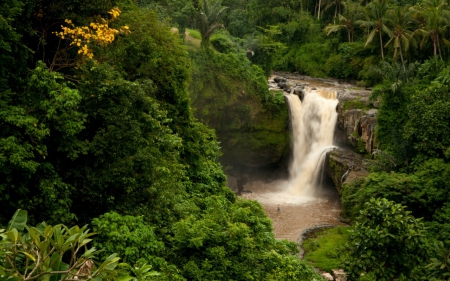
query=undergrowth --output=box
[302,226,351,273]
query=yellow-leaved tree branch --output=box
[50,7,130,71]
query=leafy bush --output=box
[91,212,185,280]
[275,43,332,77]
[0,210,125,281]
[210,33,238,53]
[342,158,450,221]
[345,198,429,281]
[92,212,165,265]
[404,83,450,163]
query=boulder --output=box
[274,76,287,83]
[332,269,347,281]
[325,148,368,191]
[322,272,334,280]
[292,86,305,100]
[278,81,296,92]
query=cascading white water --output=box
[283,88,338,198]
[243,86,340,205]
[242,83,344,240]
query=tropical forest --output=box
[1,0,450,280]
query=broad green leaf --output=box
[62,233,79,248]
[81,247,97,258]
[118,275,135,281]
[6,229,19,242]
[20,251,36,262]
[7,209,28,231]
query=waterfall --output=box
[284,88,338,198]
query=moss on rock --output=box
[189,51,290,170]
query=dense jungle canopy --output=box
[1,0,450,279]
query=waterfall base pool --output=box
[242,179,344,242]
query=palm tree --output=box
[324,0,364,42]
[357,0,392,59]
[198,0,228,48]
[412,0,450,60]
[384,6,418,70]
[322,0,344,19]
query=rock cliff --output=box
[189,55,290,183]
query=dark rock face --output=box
[325,148,368,191]
[274,76,287,83]
[335,88,377,154]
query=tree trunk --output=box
[399,47,406,72]
[379,28,384,59]
[318,0,322,19]
[437,33,443,60]
[433,36,437,57]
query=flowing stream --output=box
[242,81,344,242]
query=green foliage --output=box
[342,158,450,221]
[0,62,85,224]
[198,0,228,48]
[92,212,164,265]
[426,241,450,279]
[189,50,289,170]
[429,202,450,247]
[172,197,320,280]
[119,263,160,281]
[91,212,185,281]
[275,43,332,77]
[404,83,450,162]
[248,25,286,76]
[187,28,202,39]
[325,42,372,79]
[264,251,324,281]
[342,98,367,111]
[210,32,238,53]
[345,198,429,281]
[303,226,351,272]
[0,210,124,281]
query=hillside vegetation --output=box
[2,0,450,280]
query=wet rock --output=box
[292,86,305,100]
[325,148,368,191]
[274,76,286,83]
[360,113,377,153]
[278,81,297,92]
[332,269,347,281]
[343,109,362,147]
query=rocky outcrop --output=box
[332,269,347,281]
[359,109,378,153]
[320,270,347,281]
[325,148,368,191]
[336,91,377,154]
[189,60,290,182]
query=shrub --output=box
[345,198,429,281]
